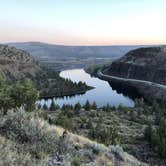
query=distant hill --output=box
[8,42,143,61]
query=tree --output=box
[144,122,153,142]
[84,100,91,111]
[43,103,48,110]
[130,110,136,122]
[22,79,39,111]
[49,100,56,111]
[92,101,97,110]
[11,79,38,112]
[0,86,14,114]
[0,76,14,114]
[74,102,81,111]
[157,118,166,158]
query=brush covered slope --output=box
[105,47,166,85]
[0,110,146,166]
[0,44,40,81]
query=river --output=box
[39,69,134,108]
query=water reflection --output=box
[39,69,135,108]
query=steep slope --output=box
[105,46,166,85]
[0,44,41,81]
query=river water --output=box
[39,69,134,108]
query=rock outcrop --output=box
[106,47,166,85]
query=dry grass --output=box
[0,111,146,166]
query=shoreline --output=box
[39,87,94,99]
[97,70,166,103]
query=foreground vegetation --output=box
[40,99,166,165]
[0,76,144,165]
[0,110,143,166]
[0,74,166,165]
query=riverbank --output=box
[39,87,93,99]
[86,62,166,104]
[33,68,94,99]
[38,69,134,108]
[97,70,166,104]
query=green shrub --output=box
[71,156,81,166]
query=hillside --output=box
[8,42,141,59]
[0,110,146,166]
[8,42,143,70]
[95,46,166,103]
[0,44,40,81]
[105,46,166,85]
[0,45,92,97]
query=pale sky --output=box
[0,0,166,45]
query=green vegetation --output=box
[84,100,91,111]
[144,118,166,158]
[43,100,121,146]
[86,62,112,76]
[0,76,38,114]
[0,110,142,166]
[34,67,93,98]
[41,99,166,164]
[0,72,166,165]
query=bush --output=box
[144,117,166,158]
[71,156,81,166]
[0,111,58,159]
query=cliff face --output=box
[0,45,41,81]
[106,47,166,85]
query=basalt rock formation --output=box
[105,47,166,85]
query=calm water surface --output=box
[40,69,134,107]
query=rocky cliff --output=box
[0,44,41,81]
[106,47,166,85]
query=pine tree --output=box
[49,100,56,111]
[43,103,48,110]
[84,100,91,111]
[92,101,97,109]
[74,102,81,111]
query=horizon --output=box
[0,0,166,45]
[3,41,166,47]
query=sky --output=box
[0,0,166,45]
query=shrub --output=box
[71,156,81,166]
[0,111,58,159]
